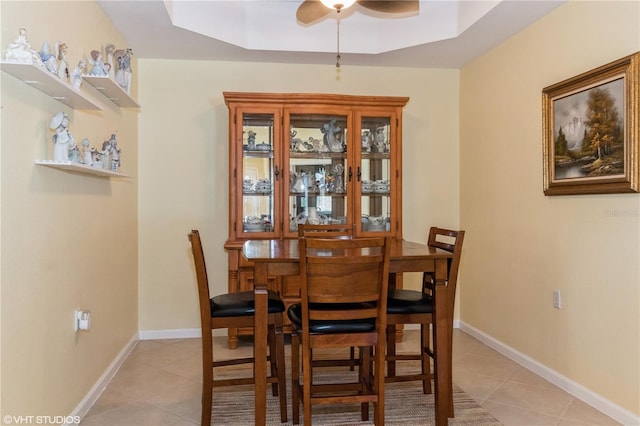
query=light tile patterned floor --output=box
[80,330,620,425]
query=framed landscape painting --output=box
[543,52,639,195]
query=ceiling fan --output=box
[296,0,420,25]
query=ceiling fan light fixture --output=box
[320,0,357,12]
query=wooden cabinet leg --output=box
[228,328,239,349]
[395,327,404,343]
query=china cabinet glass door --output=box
[358,114,393,233]
[285,111,350,237]
[238,109,280,236]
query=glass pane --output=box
[242,113,274,233]
[289,114,348,230]
[361,116,391,232]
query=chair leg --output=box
[201,333,213,426]
[448,327,454,418]
[386,324,397,378]
[359,346,371,421]
[374,341,385,425]
[267,324,279,397]
[274,319,288,423]
[349,346,356,371]
[302,339,312,426]
[291,329,300,425]
[421,323,432,394]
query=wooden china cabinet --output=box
[224,92,409,348]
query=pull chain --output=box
[336,9,341,68]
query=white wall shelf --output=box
[1,61,101,110]
[83,76,140,108]
[35,160,129,178]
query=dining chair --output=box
[188,230,288,425]
[298,223,358,370]
[385,227,464,417]
[289,236,390,425]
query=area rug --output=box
[210,355,501,425]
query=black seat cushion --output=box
[287,303,375,334]
[387,289,433,315]
[211,290,285,317]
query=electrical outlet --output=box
[75,309,91,331]
[553,289,562,309]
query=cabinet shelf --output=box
[290,152,346,159]
[1,61,101,110]
[243,192,273,196]
[82,76,140,108]
[35,160,129,178]
[362,152,390,159]
[243,150,273,159]
[361,192,390,196]
[289,192,347,197]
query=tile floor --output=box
[80,329,620,425]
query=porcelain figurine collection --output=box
[3,28,132,93]
[47,112,122,171]
[290,120,346,153]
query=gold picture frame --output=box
[543,52,639,195]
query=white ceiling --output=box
[97,0,564,68]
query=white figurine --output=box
[55,41,69,80]
[82,139,92,165]
[70,58,87,90]
[105,44,116,79]
[88,49,109,76]
[114,48,133,94]
[68,140,81,163]
[39,41,58,75]
[49,112,74,162]
[109,135,121,171]
[91,148,102,168]
[100,139,112,169]
[5,28,41,64]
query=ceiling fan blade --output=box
[358,0,419,14]
[297,0,331,24]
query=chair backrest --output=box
[299,236,390,327]
[188,230,213,336]
[426,227,465,310]
[298,223,355,239]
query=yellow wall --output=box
[137,61,460,330]
[460,0,639,417]
[0,1,138,417]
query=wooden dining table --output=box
[242,237,455,426]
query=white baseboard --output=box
[137,327,230,340]
[67,333,139,426]
[138,327,201,340]
[459,321,639,426]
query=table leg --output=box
[254,264,268,426]
[433,258,451,426]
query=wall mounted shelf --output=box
[35,160,129,178]
[1,61,101,110]
[83,76,140,108]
